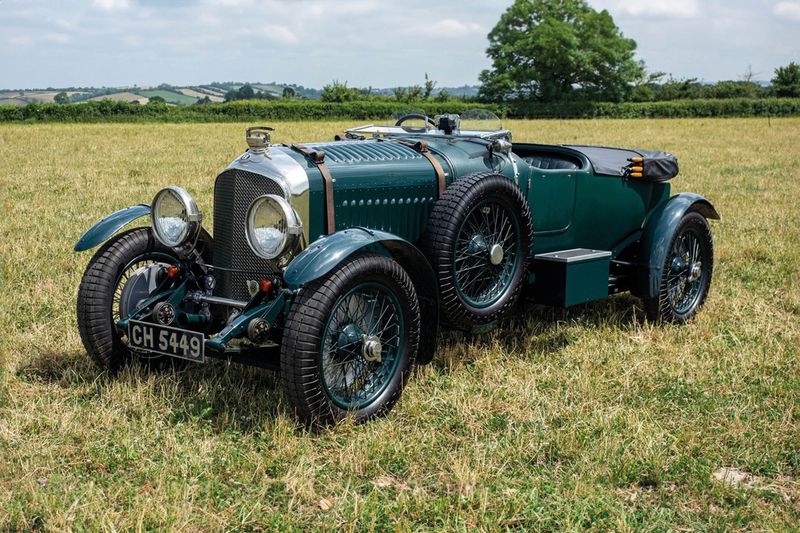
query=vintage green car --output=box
[75,111,718,423]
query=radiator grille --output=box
[213,169,285,301]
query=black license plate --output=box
[128,320,205,363]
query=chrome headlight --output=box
[245,194,302,260]
[151,186,202,248]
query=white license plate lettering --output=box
[190,336,201,357]
[128,320,204,363]
[159,330,169,351]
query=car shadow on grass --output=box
[434,292,646,368]
[15,347,295,433]
[15,293,646,432]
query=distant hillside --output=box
[0,82,482,106]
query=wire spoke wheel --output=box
[112,253,176,323]
[644,211,714,323]
[113,252,177,360]
[453,199,521,308]
[281,253,420,425]
[421,172,531,328]
[320,282,404,410]
[666,230,706,315]
[77,227,185,371]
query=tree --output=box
[706,80,764,99]
[238,84,255,100]
[54,92,69,104]
[772,62,800,98]
[223,84,266,102]
[479,0,644,102]
[320,80,361,102]
[652,77,704,101]
[148,95,166,104]
[424,73,436,99]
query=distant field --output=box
[89,92,149,104]
[0,90,87,106]
[252,83,285,97]
[0,119,798,530]
[137,89,197,105]
[197,86,227,97]
[178,88,224,102]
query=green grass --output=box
[0,119,798,530]
[137,90,198,105]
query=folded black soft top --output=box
[564,145,679,182]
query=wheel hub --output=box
[338,324,362,352]
[670,256,686,274]
[489,244,504,265]
[468,234,489,254]
[688,262,702,282]
[361,335,382,363]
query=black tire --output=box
[280,253,420,425]
[421,172,532,329]
[76,227,183,372]
[644,211,714,323]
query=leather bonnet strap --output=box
[394,140,447,196]
[291,145,336,235]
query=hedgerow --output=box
[1,98,799,123]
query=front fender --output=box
[284,227,440,364]
[634,193,720,298]
[74,204,150,252]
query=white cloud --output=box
[7,32,70,47]
[42,32,71,44]
[262,25,298,45]
[92,0,130,12]
[422,19,483,38]
[599,0,700,19]
[774,1,800,21]
[9,35,34,47]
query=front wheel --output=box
[280,253,420,425]
[644,211,714,323]
[76,227,182,371]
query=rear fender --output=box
[634,193,720,298]
[284,228,440,364]
[74,204,151,252]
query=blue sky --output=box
[0,0,798,89]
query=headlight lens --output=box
[151,186,202,248]
[246,194,302,260]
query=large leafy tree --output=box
[479,0,644,102]
[772,62,800,98]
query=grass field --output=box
[137,90,198,106]
[0,118,798,530]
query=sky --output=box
[0,0,798,89]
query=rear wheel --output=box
[281,253,420,424]
[644,211,714,323]
[76,227,183,371]
[421,172,532,328]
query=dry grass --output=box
[0,118,798,530]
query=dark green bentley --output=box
[75,111,718,424]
